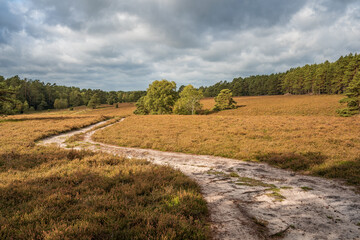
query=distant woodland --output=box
[200,53,360,97]
[0,53,359,114]
[0,76,145,114]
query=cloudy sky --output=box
[0,0,359,91]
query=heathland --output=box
[0,104,210,239]
[1,53,359,115]
[93,95,360,187]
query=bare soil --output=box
[39,119,360,240]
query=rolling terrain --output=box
[94,95,360,187]
[0,104,210,239]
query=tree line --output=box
[0,75,146,114]
[200,53,360,97]
[1,52,359,115]
[134,80,237,115]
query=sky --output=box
[0,0,359,91]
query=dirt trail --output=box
[39,119,360,240]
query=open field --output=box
[93,95,360,187]
[0,104,209,239]
[201,94,344,116]
[42,119,360,239]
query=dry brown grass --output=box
[94,95,360,187]
[201,95,343,116]
[0,104,210,239]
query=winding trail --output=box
[39,119,360,240]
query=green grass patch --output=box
[236,177,275,188]
[301,186,314,191]
[266,188,286,202]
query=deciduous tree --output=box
[134,80,177,115]
[173,85,203,115]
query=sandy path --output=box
[39,119,360,240]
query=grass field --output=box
[0,104,210,239]
[93,95,360,187]
[202,95,343,116]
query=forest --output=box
[1,53,359,114]
[200,53,360,97]
[0,75,145,114]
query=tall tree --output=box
[338,71,360,116]
[173,85,203,115]
[134,80,177,115]
[87,93,101,109]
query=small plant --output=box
[266,188,286,202]
[301,186,314,191]
[251,217,268,227]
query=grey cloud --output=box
[0,0,359,90]
[0,1,23,44]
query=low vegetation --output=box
[0,104,210,239]
[94,95,360,187]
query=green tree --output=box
[87,93,101,109]
[0,83,16,104]
[134,80,177,115]
[173,85,203,115]
[107,96,116,105]
[338,71,360,116]
[133,96,149,115]
[69,90,83,107]
[23,101,29,113]
[37,100,48,110]
[54,98,68,109]
[0,83,17,115]
[213,89,237,111]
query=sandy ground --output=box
[39,119,360,240]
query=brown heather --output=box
[0,103,210,239]
[94,95,360,187]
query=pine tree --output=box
[213,89,237,111]
[337,71,360,116]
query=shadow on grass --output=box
[0,157,209,239]
[0,116,94,123]
[199,105,247,115]
[256,152,360,188]
[314,158,360,186]
[255,151,327,171]
[0,148,94,172]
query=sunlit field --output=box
[202,94,343,116]
[0,103,209,239]
[94,95,360,187]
